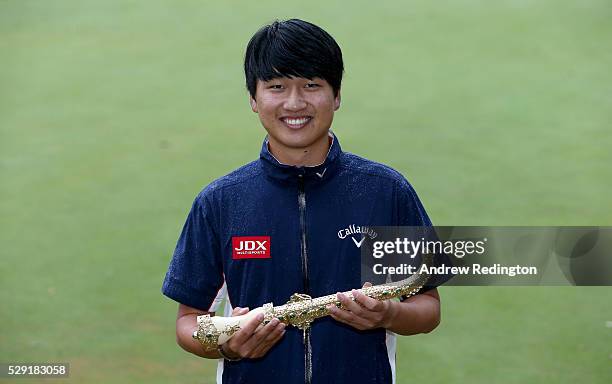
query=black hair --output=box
[244,19,344,98]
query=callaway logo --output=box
[232,236,271,259]
[337,224,377,248]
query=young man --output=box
[162,19,444,384]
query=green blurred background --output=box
[1,0,611,383]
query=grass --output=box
[1,1,611,383]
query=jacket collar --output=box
[259,132,342,185]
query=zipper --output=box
[297,174,312,384]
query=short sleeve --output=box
[161,193,224,311]
[395,177,432,227]
[395,178,455,296]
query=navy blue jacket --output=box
[162,134,434,384]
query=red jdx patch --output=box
[232,236,271,259]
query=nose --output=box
[283,87,307,111]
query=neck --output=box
[267,134,332,167]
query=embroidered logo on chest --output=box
[337,224,378,248]
[232,236,271,259]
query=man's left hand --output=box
[326,282,398,331]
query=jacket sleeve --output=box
[395,177,432,227]
[161,192,224,311]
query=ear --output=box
[333,90,341,111]
[250,97,258,113]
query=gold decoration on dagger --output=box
[193,254,432,350]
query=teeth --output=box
[285,117,309,125]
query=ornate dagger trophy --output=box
[193,254,432,350]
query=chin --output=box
[280,138,317,150]
[292,130,331,145]
[269,130,313,148]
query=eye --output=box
[267,84,283,90]
[305,82,320,88]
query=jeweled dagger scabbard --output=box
[193,256,432,350]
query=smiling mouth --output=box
[280,116,312,129]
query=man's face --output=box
[250,76,340,152]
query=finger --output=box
[260,321,286,342]
[362,282,373,288]
[250,322,286,357]
[352,289,384,312]
[253,318,280,335]
[327,305,368,330]
[241,318,280,354]
[243,313,265,334]
[230,313,264,345]
[336,292,364,316]
[231,307,250,316]
[243,319,282,357]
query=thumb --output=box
[362,282,373,288]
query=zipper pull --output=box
[302,329,306,344]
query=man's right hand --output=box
[220,307,286,359]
